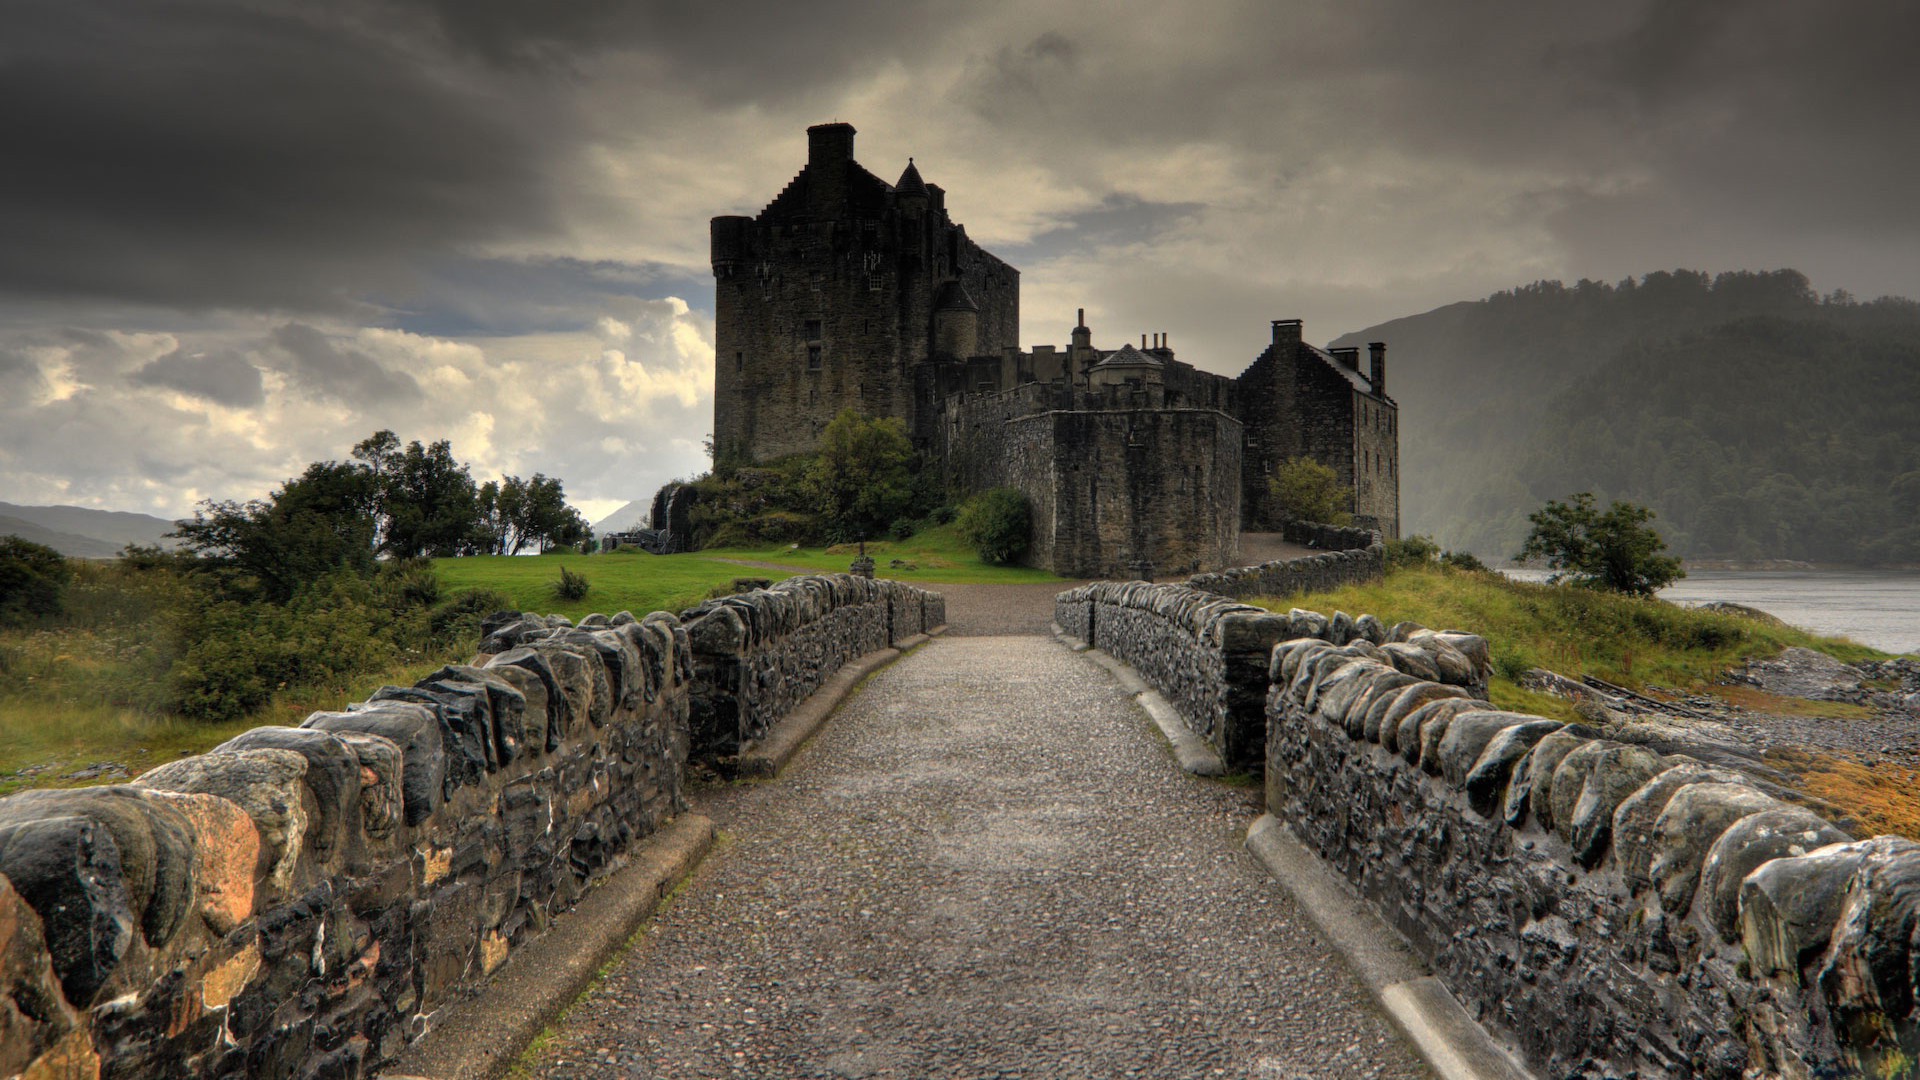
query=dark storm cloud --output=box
[385,256,714,337]
[0,0,572,311]
[131,347,266,407]
[269,323,422,403]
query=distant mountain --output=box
[0,502,181,558]
[1334,270,1920,565]
[591,500,649,534]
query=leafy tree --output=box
[807,409,916,542]
[1516,493,1684,596]
[171,460,379,601]
[956,488,1031,564]
[504,474,590,554]
[353,432,480,558]
[0,536,72,625]
[1269,456,1353,526]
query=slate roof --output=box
[1092,343,1163,369]
[1305,345,1379,396]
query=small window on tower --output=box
[805,319,822,341]
[734,351,743,373]
[808,345,822,370]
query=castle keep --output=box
[709,123,1399,576]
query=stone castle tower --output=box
[710,123,1018,462]
[703,124,1400,576]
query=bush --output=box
[553,566,591,601]
[956,489,1031,564]
[0,536,72,626]
[1269,457,1353,527]
[1440,549,1490,572]
[1516,492,1685,596]
[888,518,916,541]
[927,504,957,526]
[1386,534,1441,568]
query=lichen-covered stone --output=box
[0,816,132,1006]
[1814,837,1920,1077]
[1650,782,1784,915]
[1611,762,1746,892]
[1740,841,1871,978]
[1565,744,1663,868]
[216,727,362,867]
[134,790,258,934]
[1699,808,1849,941]
[0,874,88,1076]
[303,703,445,826]
[0,787,197,951]
[1500,727,1593,829]
[1461,718,1563,817]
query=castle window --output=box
[804,319,822,341]
[808,345,822,370]
[734,351,743,373]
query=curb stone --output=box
[383,812,716,1080]
[1245,814,1536,1080]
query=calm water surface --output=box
[1502,569,1920,655]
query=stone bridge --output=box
[2,532,1916,1079]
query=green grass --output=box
[435,524,1065,623]
[0,651,455,796]
[1251,563,1888,715]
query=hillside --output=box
[1333,270,1920,565]
[0,502,180,557]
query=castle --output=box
[703,123,1399,576]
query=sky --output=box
[5,0,1917,524]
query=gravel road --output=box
[526,619,1432,1079]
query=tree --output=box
[490,474,589,554]
[1269,456,1353,526]
[807,409,916,542]
[956,488,1031,564]
[1515,492,1685,596]
[171,460,379,601]
[0,536,71,626]
[353,432,480,558]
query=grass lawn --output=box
[434,524,1065,623]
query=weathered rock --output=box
[0,816,132,1005]
[1352,614,1387,645]
[1462,719,1564,816]
[1565,744,1664,868]
[1433,711,1528,788]
[1500,728,1593,829]
[480,661,552,752]
[371,684,491,788]
[135,790,259,934]
[0,787,197,950]
[1405,697,1491,770]
[1743,646,1863,701]
[1815,837,1920,1076]
[1700,808,1850,941]
[217,726,362,866]
[0,874,89,1077]
[1379,642,1441,683]
[1543,741,1609,839]
[426,664,531,765]
[1287,608,1329,641]
[326,732,404,842]
[1327,610,1356,646]
[136,748,311,893]
[1741,841,1871,978]
[1377,683,1469,753]
[1386,620,1425,642]
[1649,782,1784,915]
[1611,763,1747,892]
[304,703,445,826]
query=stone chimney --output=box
[807,122,856,165]
[1331,346,1360,369]
[1271,318,1302,351]
[1368,342,1387,396]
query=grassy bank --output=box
[1255,563,1886,721]
[437,524,1065,623]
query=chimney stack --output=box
[1271,318,1302,350]
[807,122,856,165]
[1368,342,1387,396]
[1331,346,1360,369]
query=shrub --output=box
[553,566,591,601]
[1440,549,1490,572]
[1269,457,1353,526]
[1386,534,1441,568]
[928,504,958,526]
[1516,492,1685,596]
[956,488,1031,564]
[0,536,72,626]
[888,517,916,541]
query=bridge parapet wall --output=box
[0,608,693,1080]
[1267,618,1920,1077]
[678,575,945,760]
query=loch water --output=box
[1501,568,1920,655]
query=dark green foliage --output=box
[354,431,480,558]
[1387,533,1487,572]
[553,566,591,602]
[1269,457,1353,526]
[0,535,71,626]
[808,409,917,543]
[956,488,1032,564]
[1516,493,1685,597]
[888,518,916,541]
[1337,268,1920,564]
[170,459,379,602]
[686,458,819,548]
[475,472,591,555]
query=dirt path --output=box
[527,603,1431,1078]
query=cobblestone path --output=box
[527,630,1432,1079]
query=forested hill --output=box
[1333,270,1920,566]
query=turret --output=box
[933,280,980,359]
[710,215,751,279]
